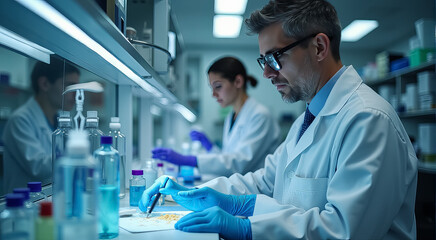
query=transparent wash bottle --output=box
[53,130,99,240]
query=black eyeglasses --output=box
[257,33,318,71]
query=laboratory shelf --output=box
[0,0,177,102]
[418,161,436,174]
[366,60,435,87]
[398,109,436,119]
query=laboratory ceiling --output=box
[171,0,435,51]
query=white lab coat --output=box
[197,97,280,177]
[2,97,53,193]
[201,66,417,239]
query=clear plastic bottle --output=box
[27,182,47,202]
[164,137,179,176]
[129,170,146,207]
[53,130,98,240]
[143,160,157,190]
[13,188,36,218]
[156,163,165,206]
[52,111,72,180]
[109,117,127,199]
[94,136,120,239]
[85,111,103,154]
[35,201,54,240]
[180,142,194,185]
[1,193,34,240]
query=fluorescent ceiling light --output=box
[16,0,162,98]
[341,20,379,42]
[0,26,53,63]
[174,103,196,122]
[215,0,247,14]
[213,15,243,38]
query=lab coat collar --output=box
[318,66,362,117]
[285,65,362,166]
[225,97,255,138]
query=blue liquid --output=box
[98,185,119,239]
[129,185,145,206]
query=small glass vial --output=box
[13,188,37,218]
[28,182,47,202]
[156,163,165,206]
[35,202,54,240]
[130,170,146,206]
[143,160,157,190]
[1,193,35,240]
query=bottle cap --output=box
[59,111,70,118]
[87,111,98,118]
[86,111,98,123]
[157,163,164,167]
[5,193,24,207]
[39,202,52,217]
[132,170,143,175]
[101,136,113,145]
[67,130,90,154]
[13,188,30,201]
[28,182,42,192]
[109,117,121,130]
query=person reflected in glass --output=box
[152,56,280,178]
[2,57,79,193]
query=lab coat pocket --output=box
[289,176,328,210]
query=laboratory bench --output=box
[118,189,219,240]
[0,183,219,240]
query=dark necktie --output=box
[298,108,315,142]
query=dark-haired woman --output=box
[152,56,280,178]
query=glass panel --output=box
[0,44,116,197]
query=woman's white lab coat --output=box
[2,97,53,193]
[197,97,280,177]
[202,66,417,239]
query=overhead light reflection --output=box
[174,103,196,122]
[0,26,53,63]
[16,0,162,97]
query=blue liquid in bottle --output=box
[98,185,119,239]
[129,186,145,206]
[94,136,120,239]
[130,170,146,207]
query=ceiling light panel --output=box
[213,15,243,38]
[341,20,379,42]
[215,0,247,14]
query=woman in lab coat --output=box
[152,56,280,177]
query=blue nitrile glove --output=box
[175,206,252,240]
[151,147,197,167]
[190,130,213,152]
[166,187,256,216]
[138,176,193,212]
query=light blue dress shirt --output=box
[308,65,347,116]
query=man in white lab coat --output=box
[2,57,79,193]
[140,0,417,239]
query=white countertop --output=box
[117,188,219,240]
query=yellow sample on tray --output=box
[119,211,190,233]
[155,214,182,222]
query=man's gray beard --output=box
[282,92,298,103]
